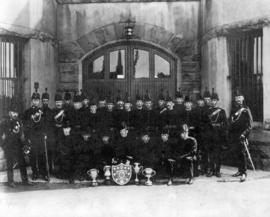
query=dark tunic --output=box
[0,118,28,183]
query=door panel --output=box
[83,42,176,102]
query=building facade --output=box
[1,0,270,169]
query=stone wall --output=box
[57,2,201,96]
[0,0,58,108]
[0,0,57,170]
[200,0,270,121]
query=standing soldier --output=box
[229,89,253,182]
[206,89,228,177]
[97,93,107,131]
[0,99,31,187]
[52,93,65,175]
[181,95,196,137]
[164,92,177,138]
[131,91,144,135]
[203,87,212,108]
[123,92,133,129]
[85,98,100,159]
[103,93,115,134]
[174,88,185,121]
[143,90,156,135]
[63,91,72,112]
[113,90,125,130]
[154,89,167,134]
[23,83,48,181]
[81,90,90,113]
[193,92,211,175]
[41,88,55,175]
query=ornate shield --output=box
[112,163,132,185]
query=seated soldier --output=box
[172,124,198,184]
[99,131,116,167]
[60,119,76,184]
[74,131,95,181]
[114,123,133,165]
[134,131,158,169]
[156,129,175,177]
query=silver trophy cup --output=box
[87,169,99,186]
[133,162,143,185]
[103,165,111,185]
[142,168,156,186]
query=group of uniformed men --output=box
[0,85,253,187]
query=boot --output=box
[7,182,16,188]
[240,173,247,182]
[232,171,242,177]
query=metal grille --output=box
[0,36,24,119]
[228,30,263,122]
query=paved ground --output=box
[1,166,270,217]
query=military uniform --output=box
[133,134,158,168]
[52,93,65,172]
[180,96,196,137]
[23,88,48,180]
[193,93,211,174]
[41,89,55,174]
[163,94,178,138]
[143,91,156,135]
[155,131,175,176]
[59,119,76,183]
[229,89,253,180]
[174,89,185,121]
[114,126,134,164]
[74,133,95,180]
[0,101,30,187]
[154,90,167,134]
[99,133,116,166]
[131,93,145,135]
[123,93,133,130]
[112,91,125,130]
[172,125,197,182]
[206,90,228,177]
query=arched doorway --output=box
[82,41,178,101]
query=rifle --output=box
[43,134,50,181]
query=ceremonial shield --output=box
[112,163,132,185]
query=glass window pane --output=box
[109,49,125,79]
[133,49,149,78]
[88,55,105,79]
[154,54,170,78]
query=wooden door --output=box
[83,42,176,102]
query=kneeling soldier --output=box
[0,100,31,187]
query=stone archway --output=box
[58,22,200,96]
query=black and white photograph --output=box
[0,0,270,216]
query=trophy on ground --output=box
[133,162,143,185]
[167,158,176,186]
[87,168,99,186]
[142,168,156,186]
[103,165,111,185]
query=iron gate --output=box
[227,29,263,122]
[0,36,24,119]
